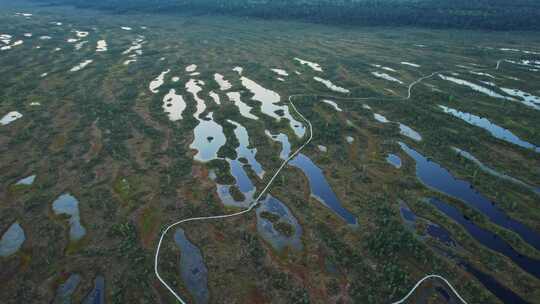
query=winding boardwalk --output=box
[155,60,510,304]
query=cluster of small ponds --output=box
[2,15,540,302]
[2,174,108,304]
[0,176,103,302]
[52,274,105,304]
[1,182,87,258]
[0,175,37,257]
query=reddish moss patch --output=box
[242,287,269,304]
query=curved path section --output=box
[155,60,509,304]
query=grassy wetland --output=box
[1,0,539,303]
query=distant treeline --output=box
[34,0,540,30]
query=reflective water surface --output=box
[399,142,540,251]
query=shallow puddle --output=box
[213,73,231,91]
[190,113,226,162]
[186,79,206,119]
[256,195,302,251]
[162,89,186,121]
[469,71,495,79]
[226,92,259,120]
[1,111,23,125]
[438,75,513,101]
[401,62,420,68]
[70,59,93,72]
[386,154,402,168]
[96,40,107,52]
[185,64,197,72]
[313,77,350,94]
[399,123,422,141]
[439,105,539,152]
[75,31,89,38]
[372,64,397,72]
[499,48,540,55]
[174,228,209,304]
[373,113,389,123]
[0,222,25,257]
[208,91,220,105]
[500,88,540,110]
[15,12,33,17]
[16,175,36,185]
[505,59,540,69]
[74,40,88,51]
[229,158,257,198]
[0,34,12,44]
[227,120,264,178]
[271,68,288,76]
[52,193,86,241]
[371,72,404,84]
[149,69,170,93]
[1,39,23,51]
[294,57,323,72]
[232,66,243,75]
[240,76,305,137]
[265,130,291,159]
[122,37,144,65]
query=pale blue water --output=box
[15,175,36,185]
[52,193,86,241]
[386,153,402,168]
[0,222,25,257]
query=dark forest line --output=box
[32,0,540,30]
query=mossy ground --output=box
[0,0,539,303]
